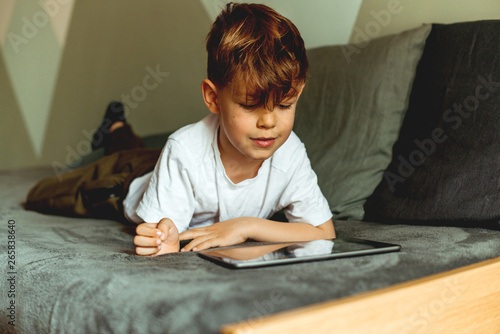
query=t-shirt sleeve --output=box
[135,139,196,233]
[279,144,333,226]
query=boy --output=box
[26,3,335,256]
[132,3,334,255]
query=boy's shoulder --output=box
[277,131,304,154]
[169,114,218,142]
[166,114,218,163]
[271,131,308,174]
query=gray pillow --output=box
[294,24,432,220]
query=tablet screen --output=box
[198,237,401,268]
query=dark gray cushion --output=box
[294,25,431,220]
[364,20,500,224]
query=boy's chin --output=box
[245,148,279,161]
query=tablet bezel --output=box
[197,237,401,269]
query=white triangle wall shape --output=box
[2,0,74,157]
[40,0,75,47]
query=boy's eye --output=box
[239,103,292,111]
[279,104,292,110]
[240,104,257,110]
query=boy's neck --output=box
[222,158,263,184]
[217,132,264,184]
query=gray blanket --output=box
[1,168,499,334]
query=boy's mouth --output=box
[251,137,276,148]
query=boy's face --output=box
[205,80,304,165]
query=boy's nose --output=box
[257,109,277,129]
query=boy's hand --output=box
[134,218,180,256]
[179,218,250,252]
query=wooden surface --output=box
[220,257,500,334]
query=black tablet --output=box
[198,237,401,269]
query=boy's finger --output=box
[181,235,212,252]
[183,238,218,252]
[180,240,196,252]
[134,235,162,247]
[157,218,174,229]
[178,231,192,241]
[136,224,163,238]
[179,228,208,241]
[135,246,161,256]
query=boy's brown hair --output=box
[206,3,308,107]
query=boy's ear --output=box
[201,79,220,114]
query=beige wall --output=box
[1,0,212,172]
[200,0,362,48]
[351,0,500,42]
[1,0,499,171]
[0,0,361,172]
[42,0,211,172]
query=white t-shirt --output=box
[123,114,332,233]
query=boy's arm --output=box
[249,218,335,242]
[179,218,335,252]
